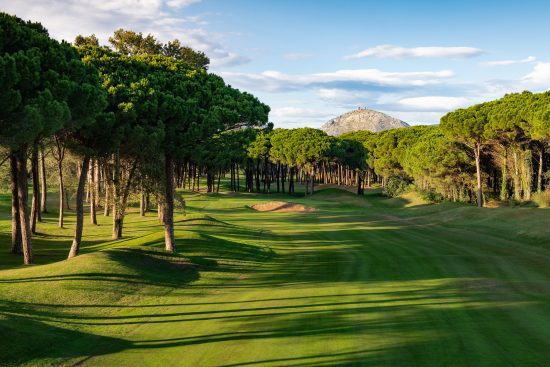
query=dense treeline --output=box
[0,13,269,264]
[231,92,550,208]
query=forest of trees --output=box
[0,13,269,264]
[2,13,550,266]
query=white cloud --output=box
[480,56,536,67]
[522,61,550,88]
[398,96,468,111]
[271,107,332,119]
[1,0,248,68]
[166,0,201,8]
[381,111,442,125]
[318,88,375,106]
[346,45,483,59]
[221,68,454,92]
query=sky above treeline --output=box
[4,0,550,127]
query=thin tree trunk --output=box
[537,147,544,193]
[40,146,47,213]
[68,156,90,259]
[30,141,41,234]
[500,146,508,201]
[164,154,176,253]
[90,159,97,225]
[15,148,33,265]
[10,153,22,254]
[103,163,110,216]
[55,138,65,228]
[475,143,483,207]
[140,186,146,216]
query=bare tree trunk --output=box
[112,156,137,239]
[68,156,90,259]
[15,147,33,265]
[500,147,508,201]
[112,152,122,239]
[55,138,65,228]
[10,153,22,254]
[40,146,47,213]
[140,185,146,217]
[537,147,544,193]
[103,163,110,216]
[90,159,97,225]
[30,141,41,234]
[164,154,176,253]
[475,143,483,207]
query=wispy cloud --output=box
[284,53,312,60]
[346,45,483,59]
[480,56,536,67]
[221,68,454,92]
[1,0,249,68]
[398,96,468,111]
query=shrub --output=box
[418,188,444,203]
[531,190,550,208]
[383,176,410,197]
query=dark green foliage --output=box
[383,176,410,197]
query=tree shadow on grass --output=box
[0,315,132,366]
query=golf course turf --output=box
[1,188,550,366]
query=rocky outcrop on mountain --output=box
[321,108,409,136]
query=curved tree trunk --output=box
[15,147,33,265]
[10,153,22,254]
[68,156,90,259]
[164,154,176,253]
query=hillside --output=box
[321,108,409,135]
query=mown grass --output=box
[1,185,550,366]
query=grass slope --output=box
[1,187,550,366]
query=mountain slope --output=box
[321,108,409,135]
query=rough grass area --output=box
[1,187,550,366]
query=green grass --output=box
[1,186,550,366]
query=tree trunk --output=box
[112,152,122,239]
[474,142,483,207]
[30,141,41,234]
[40,146,47,213]
[140,186,146,216]
[68,156,90,259]
[90,159,97,225]
[10,153,22,254]
[103,163,110,216]
[15,148,33,265]
[537,147,544,193]
[500,147,508,201]
[56,146,65,228]
[164,154,176,253]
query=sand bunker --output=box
[250,201,316,213]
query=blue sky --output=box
[4,0,550,127]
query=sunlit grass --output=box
[1,186,550,366]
